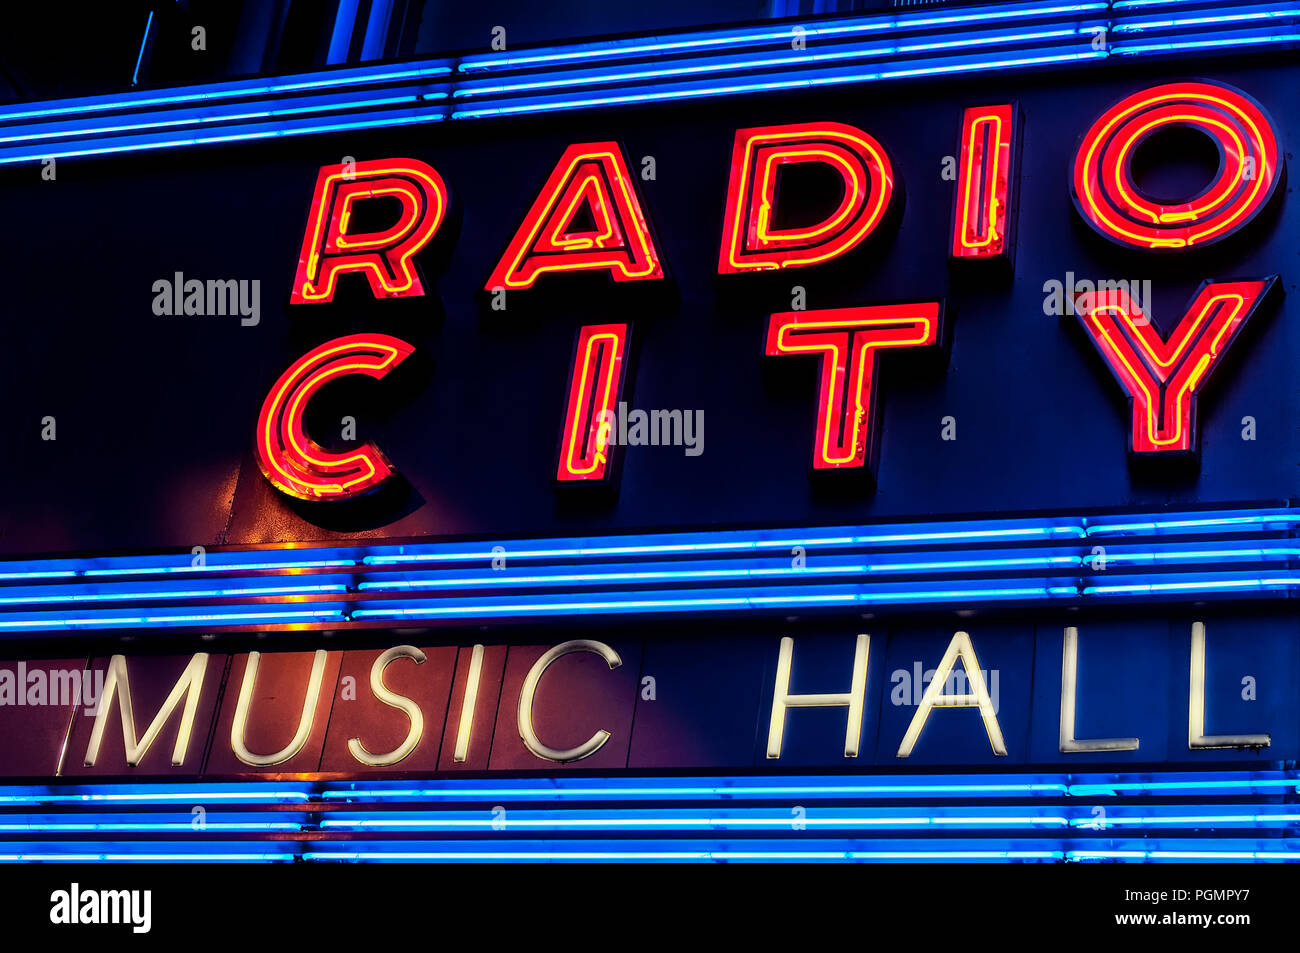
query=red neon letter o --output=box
[1072,81,1282,250]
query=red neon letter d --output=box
[719,122,896,273]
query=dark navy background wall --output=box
[2,56,1297,556]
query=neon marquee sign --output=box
[1,614,1288,779]
[261,79,1284,502]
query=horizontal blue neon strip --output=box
[1085,514,1300,535]
[313,804,1300,831]
[0,789,313,804]
[349,546,1290,592]
[299,848,1066,862]
[1083,576,1300,595]
[0,0,1289,164]
[0,852,298,862]
[1114,7,1300,33]
[0,63,455,123]
[454,2,1112,72]
[83,559,355,577]
[1,770,1287,806]
[0,583,348,605]
[0,506,1283,581]
[1112,32,1300,56]
[0,522,1087,581]
[1118,16,1293,34]
[1,846,1286,862]
[0,109,450,166]
[0,92,436,145]
[0,607,343,630]
[299,846,1292,862]
[0,772,1293,862]
[450,26,1090,99]
[361,526,1082,563]
[1070,777,1300,795]
[0,822,303,832]
[1112,0,1220,7]
[1069,849,1298,861]
[295,838,1295,862]
[321,813,1072,830]
[6,804,1293,833]
[446,50,1107,120]
[1071,813,1300,827]
[0,505,1293,630]
[341,577,1278,623]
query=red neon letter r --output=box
[291,159,448,304]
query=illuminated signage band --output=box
[0,613,1291,779]
[259,78,1285,503]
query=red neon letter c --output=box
[256,334,415,501]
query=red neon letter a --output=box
[1072,278,1276,455]
[766,302,943,478]
[720,122,896,273]
[291,159,448,304]
[486,142,663,291]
